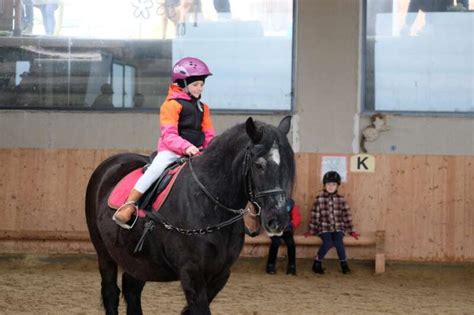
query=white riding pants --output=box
[134,150,181,193]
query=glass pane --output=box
[0,0,293,111]
[365,0,474,112]
[124,66,136,108]
[112,63,124,108]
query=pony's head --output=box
[242,116,295,236]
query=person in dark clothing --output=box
[266,198,301,275]
[92,83,114,108]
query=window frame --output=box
[361,0,474,117]
[0,0,297,114]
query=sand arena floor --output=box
[0,254,473,314]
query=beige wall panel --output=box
[0,111,288,150]
[295,0,360,153]
[361,117,474,155]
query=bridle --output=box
[241,144,287,206]
[138,143,286,247]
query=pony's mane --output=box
[206,122,248,156]
[201,119,295,195]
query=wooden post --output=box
[375,230,385,273]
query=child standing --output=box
[266,198,301,275]
[113,57,216,229]
[308,171,360,274]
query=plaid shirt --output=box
[309,190,354,235]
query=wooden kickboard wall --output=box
[0,149,472,262]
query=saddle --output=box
[108,156,188,217]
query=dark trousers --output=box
[317,231,347,262]
[267,230,296,266]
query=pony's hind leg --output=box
[122,272,146,315]
[98,254,121,315]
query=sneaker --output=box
[266,264,276,275]
[341,261,351,274]
[312,260,324,274]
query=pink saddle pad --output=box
[107,165,185,217]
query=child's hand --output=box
[350,231,360,240]
[185,145,200,156]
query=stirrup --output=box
[112,201,139,230]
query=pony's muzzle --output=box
[267,218,283,231]
[262,209,289,236]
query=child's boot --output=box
[340,261,351,274]
[312,260,324,274]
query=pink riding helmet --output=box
[171,57,212,83]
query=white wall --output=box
[1,0,473,155]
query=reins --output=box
[188,155,248,215]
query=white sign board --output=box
[321,156,347,183]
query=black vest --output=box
[176,98,205,147]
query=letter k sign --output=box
[350,154,375,172]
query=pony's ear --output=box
[246,117,263,144]
[278,115,292,135]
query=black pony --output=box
[85,116,295,314]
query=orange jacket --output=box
[157,84,215,155]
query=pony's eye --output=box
[254,158,266,171]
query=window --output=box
[0,0,294,111]
[364,0,473,113]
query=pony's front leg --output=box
[206,269,231,305]
[180,264,211,315]
[122,272,146,315]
